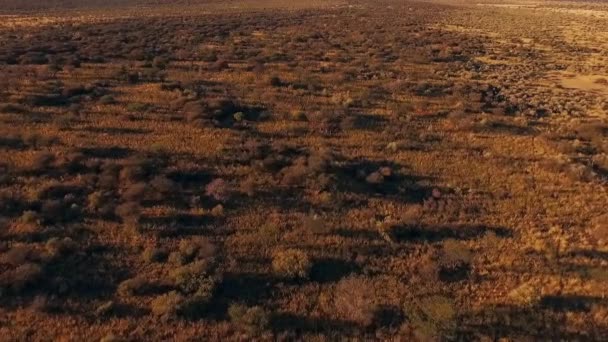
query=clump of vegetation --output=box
[142,246,168,263]
[150,291,185,320]
[333,276,378,327]
[228,304,270,334]
[508,282,541,307]
[0,262,43,293]
[590,214,607,244]
[272,249,311,279]
[407,295,457,340]
[204,178,231,203]
[438,239,472,281]
[117,276,149,297]
[302,214,330,235]
[45,237,77,258]
[115,202,142,226]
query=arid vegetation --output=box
[0,0,607,340]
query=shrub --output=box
[169,260,218,317]
[150,175,178,197]
[269,76,282,87]
[590,214,607,244]
[170,260,215,296]
[211,204,224,217]
[0,262,43,293]
[440,240,471,265]
[99,95,116,105]
[183,101,209,123]
[114,202,142,224]
[150,291,185,320]
[20,210,39,225]
[45,237,77,258]
[228,304,270,334]
[117,276,148,297]
[333,276,378,327]
[205,178,231,202]
[87,191,116,218]
[0,103,28,114]
[142,246,167,263]
[30,295,59,313]
[258,223,281,245]
[178,237,216,262]
[126,102,149,112]
[272,249,311,279]
[0,245,36,266]
[508,282,541,307]
[210,59,228,71]
[302,215,329,235]
[121,182,148,202]
[407,295,457,338]
[152,56,168,70]
[30,152,55,171]
[168,251,188,266]
[95,300,117,316]
[40,199,69,223]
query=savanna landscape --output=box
[0,0,607,340]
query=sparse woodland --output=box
[0,0,607,340]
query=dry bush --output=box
[439,239,472,269]
[121,182,148,202]
[204,178,231,203]
[114,202,142,225]
[306,110,343,136]
[590,215,607,244]
[120,157,157,183]
[0,103,28,114]
[407,295,457,339]
[272,249,311,279]
[280,148,333,186]
[0,190,26,217]
[0,262,43,293]
[99,95,116,105]
[183,101,210,124]
[302,215,329,235]
[150,291,185,320]
[333,276,378,327]
[30,294,59,313]
[142,246,168,263]
[30,152,55,172]
[228,304,270,334]
[45,237,77,258]
[0,245,38,266]
[87,191,116,218]
[40,199,76,224]
[117,276,149,297]
[98,163,121,190]
[508,282,541,307]
[150,175,178,198]
[575,122,607,143]
[169,260,218,316]
[95,300,117,317]
[178,237,216,263]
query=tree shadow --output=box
[77,126,152,135]
[569,249,608,261]
[79,146,133,159]
[217,272,276,303]
[391,224,511,243]
[540,294,606,313]
[464,302,607,340]
[271,313,359,335]
[310,258,359,284]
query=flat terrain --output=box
[0,0,607,340]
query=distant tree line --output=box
[0,0,223,11]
